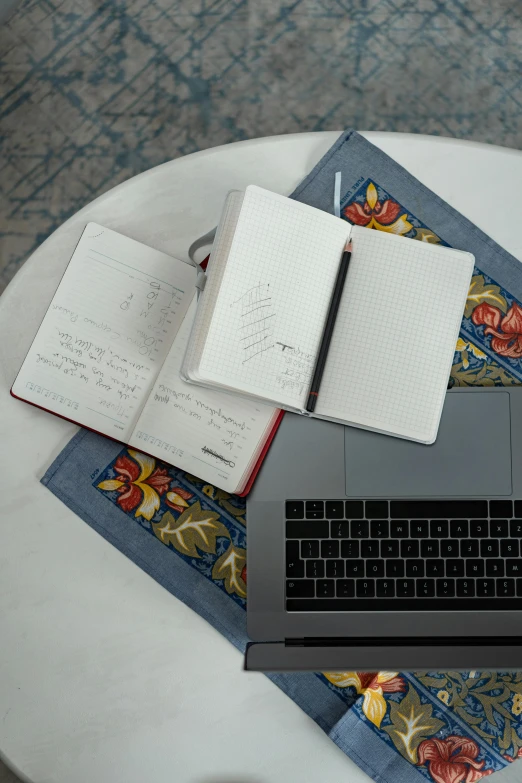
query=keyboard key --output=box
[456,579,475,597]
[490,519,509,537]
[446,559,465,577]
[321,540,340,559]
[391,520,409,538]
[421,540,440,557]
[506,559,522,576]
[376,579,395,597]
[366,559,385,577]
[306,560,324,579]
[477,579,495,597]
[381,540,400,558]
[366,500,388,519]
[501,539,519,557]
[345,500,364,519]
[515,501,522,519]
[437,579,455,597]
[351,520,369,538]
[286,560,304,578]
[371,520,389,538]
[517,579,522,597]
[401,540,419,558]
[306,510,325,520]
[481,539,499,557]
[316,580,335,597]
[510,520,522,537]
[486,559,504,577]
[397,579,415,597]
[386,560,405,577]
[356,579,375,597]
[411,520,429,538]
[286,580,314,597]
[466,559,485,577]
[490,500,512,518]
[497,578,515,597]
[341,540,360,558]
[406,559,424,577]
[460,539,479,557]
[286,501,304,519]
[416,579,435,597]
[306,500,324,515]
[286,544,304,578]
[391,500,487,518]
[361,540,380,558]
[286,520,329,538]
[326,560,344,578]
[450,520,469,537]
[470,520,488,538]
[326,501,344,519]
[336,579,355,597]
[441,540,459,558]
[301,540,319,558]
[426,559,444,577]
[345,560,364,577]
[331,521,350,538]
[430,520,449,538]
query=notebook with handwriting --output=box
[182,186,475,444]
[11,223,281,493]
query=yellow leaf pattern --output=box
[383,685,444,763]
[152,503,229,557]
[465,274,508,318]
[212,544,246,597]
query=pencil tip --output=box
[345,240,353,252]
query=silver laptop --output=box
[245,387,522,671]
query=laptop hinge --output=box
[286,636,522,648]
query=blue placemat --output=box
[42,131,522,782]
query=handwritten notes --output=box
[12,223,196,440]
[231,282,276,364]
[194,185,350,410]
[132,297,277,492]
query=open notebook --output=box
[11,224,281,494]
[183,186,475,444]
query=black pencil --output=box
[305,239,353,413]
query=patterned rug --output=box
[2,0,522,292]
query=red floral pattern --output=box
[418,736,493,783]
[472,301,522,358]
[165,486,193,513]
[113,454,170,513]
[344,197,402,227]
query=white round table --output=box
[2,132,522,783]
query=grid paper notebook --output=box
[182,186,475,444]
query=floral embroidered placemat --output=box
[42,131,522,782]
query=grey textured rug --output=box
[1,0,522,292]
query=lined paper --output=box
[315,225,475,442]
[12,223,196,441]
[133,296,278,492]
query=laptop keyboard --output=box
[286,499,522,611]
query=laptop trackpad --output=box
[345,391,512,497]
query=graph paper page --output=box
[315,225,474,442]
[198,186,350,409]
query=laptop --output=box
[245,387,522,671]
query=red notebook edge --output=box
[238,409,285,497]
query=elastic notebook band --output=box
[334,171,341,218]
